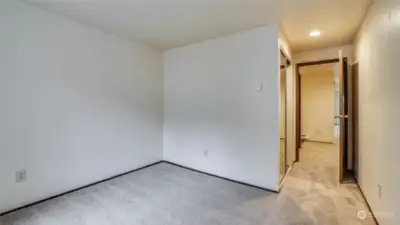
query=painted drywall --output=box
[300,68,335,143]
[354,1,400,224]
[0,0,163,214]
[294,45,354,63]
[279,35,296,166]
[163,25,280,191]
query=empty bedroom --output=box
[1,0,399,224]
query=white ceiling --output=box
[280,0,372,52]
[22,0,372,52]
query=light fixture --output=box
[309,30,321,37]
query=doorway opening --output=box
[295,54,357,183]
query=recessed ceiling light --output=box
[309,30,321,37]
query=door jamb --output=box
[279,47,292,184]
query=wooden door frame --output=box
[295,58,343,162]
[279,47,292,183]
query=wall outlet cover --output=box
[15,170,27,183]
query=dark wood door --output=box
[338,51,349,182]
[352,63,359,181]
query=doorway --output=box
[301,62,337,144]
[295,53,357,183]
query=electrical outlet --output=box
[378,184,382,198]
[256,84,263,92]
[15,170,27,183]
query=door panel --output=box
[338,51,349,182]
[347,62,354,170]
[352,63,359,181]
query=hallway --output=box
[280,142,376,224]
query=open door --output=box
[352,63,359,181]
[338,51,349,182]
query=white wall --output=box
[354,1,400,224]
[163,25,280,191]
[300,70,335,143]
[0,0,163,214]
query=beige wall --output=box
[285,64,296,165]
[354,1,400,224]
[294,45,354,63]
[300,66,335,143]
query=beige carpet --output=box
[0,142,376,225]
[279,141,376,224]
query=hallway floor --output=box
[279,141,376,224]
[0,142,376,225]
